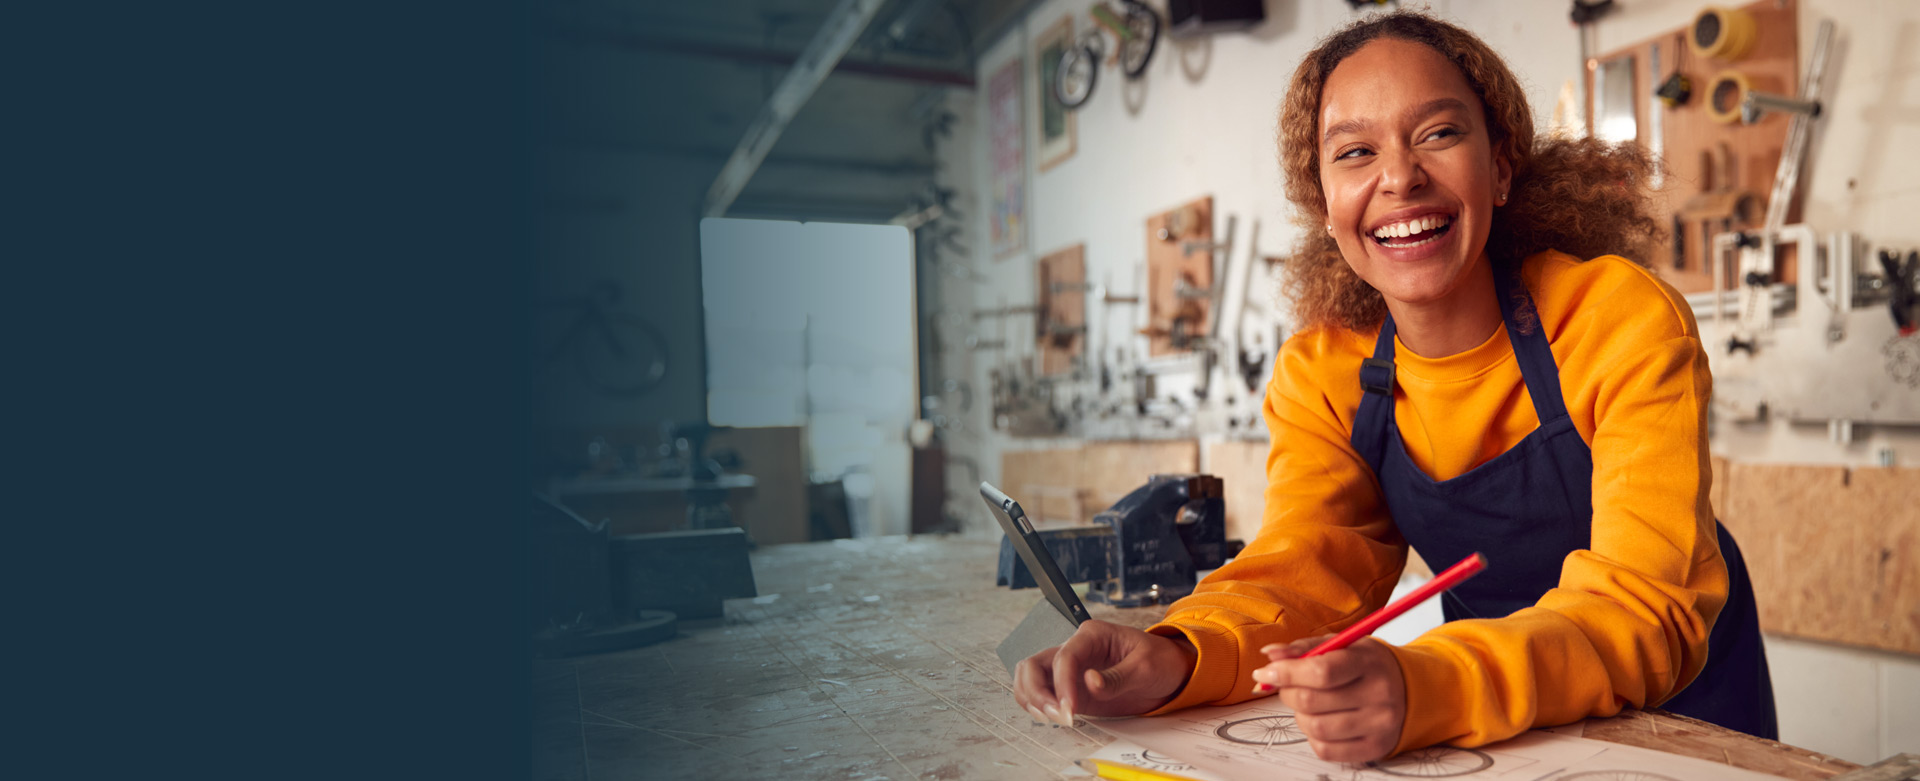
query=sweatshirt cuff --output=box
[1387,642,1472,754]
[1141,621,1239,716]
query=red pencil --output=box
[1255,553,1488,692]
[1303,552,1487,657]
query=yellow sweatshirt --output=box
[1146,250,1727,754]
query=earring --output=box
[1498,191,1508,204]
[1325,224,1332,233]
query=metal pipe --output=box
[1740,91,1821,124]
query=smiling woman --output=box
[1006,8,1779,769]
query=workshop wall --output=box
[536,149,711,436]
[937,0,1920,765]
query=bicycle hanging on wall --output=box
[1053,0,1161,110]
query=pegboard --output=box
[1143,196,1215,356]
[1036,244,1086,375]
[1588,0,1802,293]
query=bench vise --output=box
[995,474,1245,607]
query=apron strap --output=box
[1351,317,1398,476]
[1493,266,1570,423]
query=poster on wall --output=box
[989,56,1026,259]
[1034,16,1077,172]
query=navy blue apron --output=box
[1349,267,1777,739]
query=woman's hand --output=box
[1250,635,1407,763]
[1011,619,1199,726]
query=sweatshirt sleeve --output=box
[1387,275,1727,752]
[1143,334,1408,715]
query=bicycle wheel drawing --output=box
[1367,747,1494,777]
[1215,715,1308,746]
[1557,773,1681,781]
[1124,750,1194,772]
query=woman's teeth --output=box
[1370,215,1452,246]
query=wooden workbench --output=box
[532,536,1862,780]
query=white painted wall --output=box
[937,0,1920,764]
[701,218,918,538]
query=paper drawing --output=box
[1093,700,1607,781]
[1092,698,1787,781]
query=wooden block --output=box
[1036,244,1086,376]
[1721,461,1920,654]
[1143,197,1214,356]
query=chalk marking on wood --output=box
[582,708,751,764]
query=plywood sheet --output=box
[710,426,811,544]
[1035,244,1086,376]
[1589,0,1801,293]
[1143,197,1214,356]
[1204,440,1269,545]
[1721,462,1920,655]
[999,441,1200,526]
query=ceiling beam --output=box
[548,138,936,177]
[702,0,889,218]
[549,28,975,88]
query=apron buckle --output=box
[1360,357,1396,396]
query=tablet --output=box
[980,481,1090,626]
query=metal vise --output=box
[995,474,1245,607]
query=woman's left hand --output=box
[1249,635,1407,764]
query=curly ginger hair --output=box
[1279,10,1665,332]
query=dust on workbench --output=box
[533,535,1163,781]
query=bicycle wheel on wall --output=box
[578,312,670,396]
[1055,42,1098,108]
[1120,1,1159,78]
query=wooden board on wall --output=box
[1589,0,1800,293]
[1143,197,1214,356]
[1000,441,1199,526]
[1721,462,1919,655]
[1204,440,1269,546]
[1036,244,1086,375]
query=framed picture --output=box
[988,56,1026,259]
[1034,16,1077,172]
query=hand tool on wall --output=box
[1878,249,1918,336]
